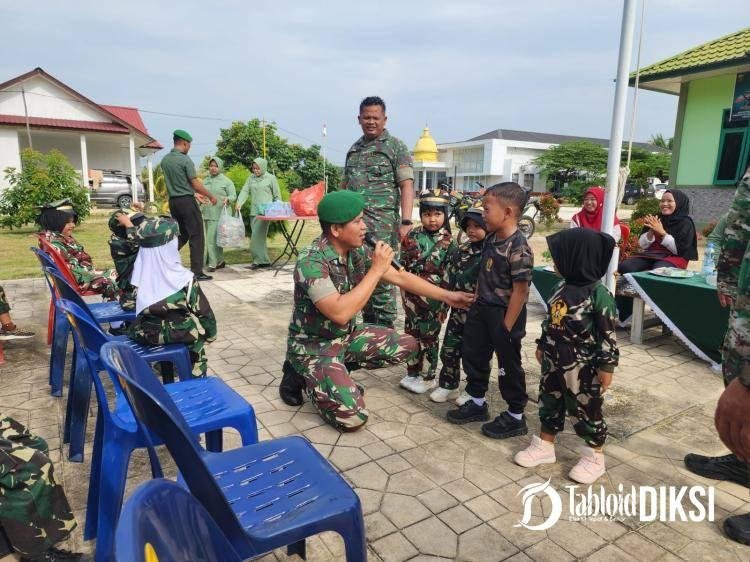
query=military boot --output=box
[279,360,306,406]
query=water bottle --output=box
[702,242,715,276]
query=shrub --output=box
[0,148,90,229]
[618,233,640,261]
[539,193,560,227]
[560,180,590,205]
[229,164,292,238]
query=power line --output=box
[0,88,347,153]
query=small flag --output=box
[322,123,327,137]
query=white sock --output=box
[471,397,485,406]
[507,411,523,421]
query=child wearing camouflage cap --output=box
[127,217,218,377]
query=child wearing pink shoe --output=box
[514,228,619,484]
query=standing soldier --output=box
[342,96,414,328]
[160,129,217,281]
[280,191,474,431]
[201,156,237,272]
[689,167,750,543]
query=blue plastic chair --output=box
[115,479,242,562]
[52,289,194,464]
[31,248,135,396]
[102,341,367,562]
[58,303,258,562]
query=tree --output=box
[0,148,90,229]
[534,140,608,188]
[215,119,341,192]
[649,133,673,151]
[627,148,671,187]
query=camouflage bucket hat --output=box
[108,210,146,236]
[135,216,180,248]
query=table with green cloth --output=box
[624,272,729,367]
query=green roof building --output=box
[631,27,750,222]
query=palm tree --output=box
[649,133,673,150]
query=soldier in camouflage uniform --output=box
[37,200,117,300]
[514,228,618,485]
[684,168,750,542]
[399,187,455,394]
[0,286,34,341]
[108,210,148,310]
[0,416,80,561]
[342,96,414,329]
[430,200,487,403]
[282,191,475,430]
[127,217,217,378]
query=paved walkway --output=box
[0,264,747,561]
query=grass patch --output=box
[0,209,323,280]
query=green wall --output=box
[676,74,735,186]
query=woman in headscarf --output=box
[200,156,237,272]
[514,228,618,485]
[37,200,118,300]
[570,186,621,241]
[127,217,217,378]
[235,157,281,269]
[618,189,698,273]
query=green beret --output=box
[317,191,365,224]
[173,129,193,142]
[135,217,180,248]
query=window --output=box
[523,173,534,189]
[454,147,484,174]
[512,173,519,183]
[462,175,486,191]
[714,109,750,185]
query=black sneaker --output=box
[724,512,750,545]
[446,400,489,424]
[216,261,226,269]
[279,360,306,406]
[195,273,213,281]
[0,325,35,340]
[481,411,528,439]
[20,546,83,561]
[684,453,750,486]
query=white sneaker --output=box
[430,387,459,403]
[399,375,420,391]
[514,435,557,467]
[569,447,606,484]
[410,378,437,394]
[455,391,472,406]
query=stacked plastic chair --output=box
[57,300,258,562]
[101,341,367,562]
[115,479,243,562]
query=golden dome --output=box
[413,126,438,162]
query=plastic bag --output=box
[217,205,246,248]
[290,181,325,217]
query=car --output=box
[89,170,145,209]
[621,184,645,205]
[653,183,669,200]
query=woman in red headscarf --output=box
[570,187,621,241]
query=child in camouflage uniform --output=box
[37,200,117,300]
[514,228,619,484]
[0,416,80,561]
[108,209,148,311]
[429,200,487,403]
[127,217,217,378]
[399,187,456,394]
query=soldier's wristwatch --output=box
[401,219,413,226]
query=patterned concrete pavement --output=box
[0,265,748,561]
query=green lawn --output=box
[0,210,323,280]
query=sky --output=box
[1,1,747,165]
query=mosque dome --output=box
[413,126,438,162]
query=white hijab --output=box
[131,238,195,315]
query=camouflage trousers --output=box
[0,286,9,315]
[357,229,398,328]
[538,351,607,448]
[722,309,749,387]
[129,318,210,378]
[288,326,418,431]
[0,417,76,556]
[437,309,467,389]
[403,292,447,379]
[76,268,118,301]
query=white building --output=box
[412,127,659,193]
[0,67,161,196]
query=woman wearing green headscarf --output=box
[201,156,236,271]
[236,157,281,269]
